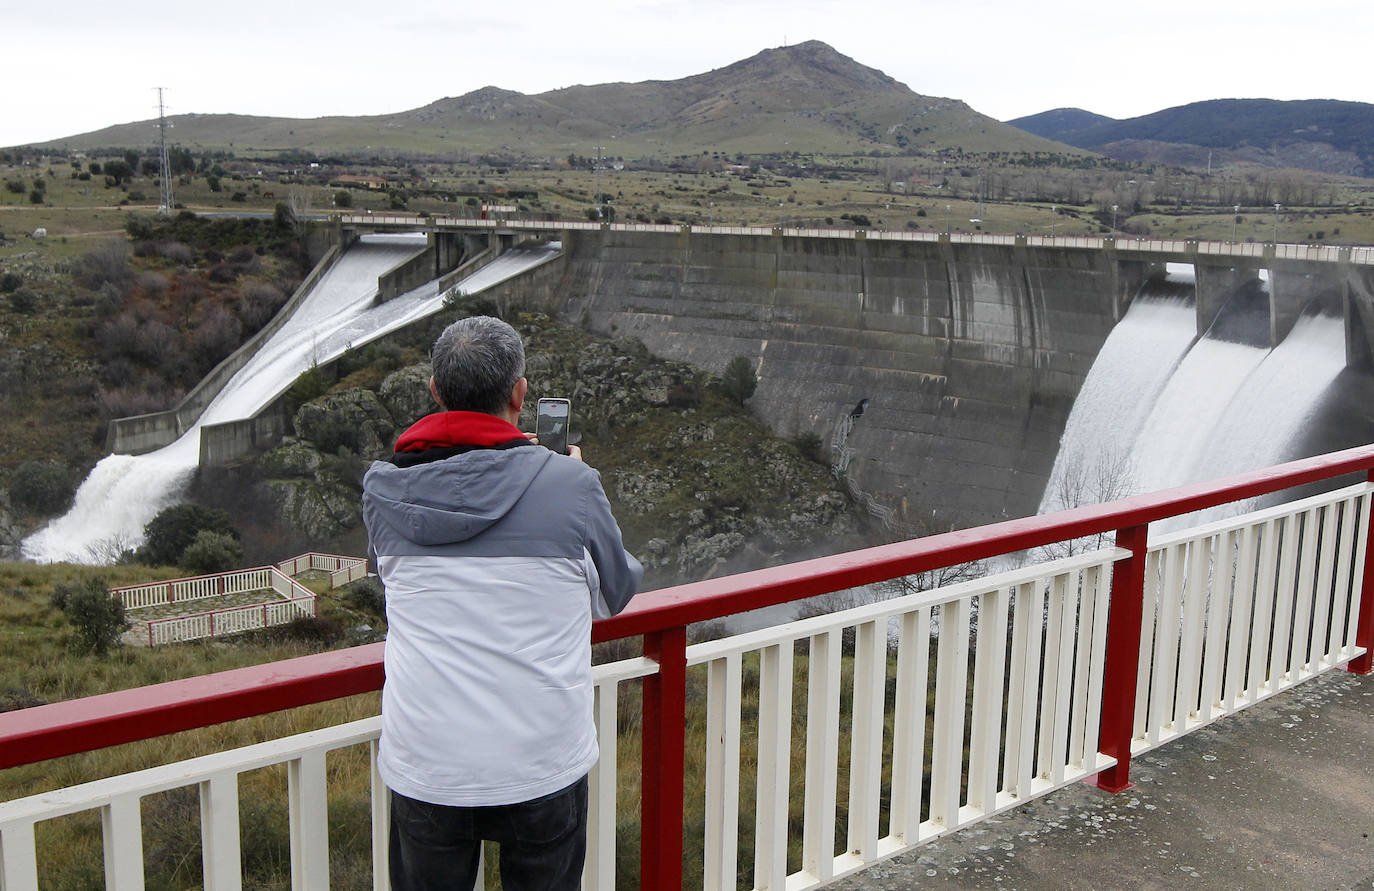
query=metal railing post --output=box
[1094,523,1149,792]
[1347,470,1374,675]
[640,625,687,889]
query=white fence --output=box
[1130,484,1370,754]
[2,482,1366,889]
[278,552,370,588]
[144,596,319,647]
[111,568,279,611]
[116,565,320,647]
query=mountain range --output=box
[1010,99,1374,176]
[25,43,1374,179]
[31,42,1063,160]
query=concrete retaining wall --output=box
[548,230,1128,527]
[198,408,291,466]
[376,245,438,304]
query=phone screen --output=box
[536,398,571,455]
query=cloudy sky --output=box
[4,0,1369,149]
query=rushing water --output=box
[1041,272,1347,524]
[23,235,561,564]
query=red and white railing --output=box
[111,567,282,611]
[112,564,323,647]
[278,552,370,588]
[1,446,1372,890]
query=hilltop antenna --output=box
[155,87,173,216]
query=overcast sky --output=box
[4,0,1369,150]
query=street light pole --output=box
[1111,204,1118,232]
[1233,205,1240,242]
[1273,203,1281,243]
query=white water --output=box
[23,235,561,564]
[1183,312,1348,489]
[1041,281,1348,523]
[1039,298,1196,513]
[1129,337,1270,495]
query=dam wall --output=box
[548,230,1134,527]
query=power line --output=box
[155,87,173,216]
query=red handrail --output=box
[3,444,1372,889]
[4,443,1372,768]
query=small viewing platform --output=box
[111,553,367,647]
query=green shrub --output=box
[138,504,239,567]
[8,461,73,516]
[180,530,244,575]
[343,576,385,616]
[51,577,128,655]
[276,615,346,646]
[7,286,38,313]
[719,356,758,406]
[284,366,332,412]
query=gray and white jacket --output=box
[362,415,642,807]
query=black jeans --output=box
[388,776,588,891]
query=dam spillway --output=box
[538,228,1374,528]
[22,236,562,564]
[27,218,1374,563]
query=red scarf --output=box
[393,411,526,453]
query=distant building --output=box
[330,174,389,190]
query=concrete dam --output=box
[67,218,1374,555]
[528,227,1374,529]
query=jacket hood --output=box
[364,446,555,546]
[364,411,552,547]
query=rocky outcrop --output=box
[378,365,435,429]
[291,389,396,458]
[243,313,865,586]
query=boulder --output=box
[378,364,435,429]
[258,438,324,478]
[293,388,395,459]
[265,478,361,541]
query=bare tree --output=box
[1038,444,1138,559]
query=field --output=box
[7,152,1374,265]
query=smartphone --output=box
[535,398,571,455]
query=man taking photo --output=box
[362,315,643,890]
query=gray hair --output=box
[430,316,525,414]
